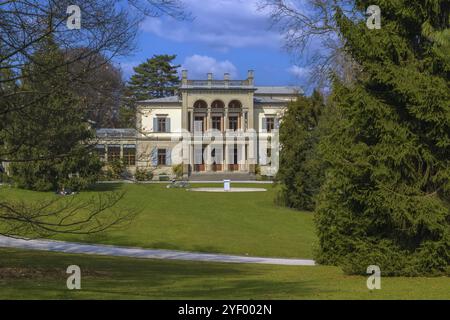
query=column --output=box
[189,109,194,132]
[181,93,188,131]
[207,107,212,131]
[241,110,246,131]
[248,108,254,130]
[223,143,228,172]
[224,106,229,131]
[239,143,246,172]
[223,105,229,172]
[189,140,194,176]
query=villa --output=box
[96,70,301,180]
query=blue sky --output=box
[116,0,310,87]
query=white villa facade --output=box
[96,70,301,179]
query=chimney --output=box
[247,70,254,85]
[181,70,188,85]
[207,72,213,87]
[224,73,230,87]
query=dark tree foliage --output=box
[0,0,187,238]
[67,49,125,128]
[127,54,181,100]
[276,90,326,211]
[315,0,450,276]
[119,54,181,127]
[7,39,102,191]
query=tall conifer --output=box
[315,1,449,275]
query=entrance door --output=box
[194,145,205,172]
[211,147,223,172]
[194,117,204,132]
[228,145,239,171]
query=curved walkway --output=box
[189,187,267,192]
[0,236,315,266]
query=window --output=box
[194,117,204,132]
[211,100,224,109]
[157,149,166,165]
[95,145,106,161]
[212,116,222,131]
[107,145,121,162]
[266,148,272,165]
[188,112,191,131]
[228,100,242,109]
[123,145,136,166]
[265,117,275,132]
[194,100,207,108]
[158,118,167,132]
[229,116,238,130]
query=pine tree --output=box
[127,54,180,100]
[315,1,450,276]
[276,90,325,210]
[7,37,102,191]
[119,54,180,127]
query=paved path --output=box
[189,187,267,192]
[97,180,274,184]
[0,236,315,266]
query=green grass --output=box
[1,184,449,300]
[1,183,315,258]
[1,248,449,300]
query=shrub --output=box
[135,168,154,181]
[172,164,184,178]
[10,151,101,191]
[109,159,126,179]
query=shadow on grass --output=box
[82,278,317,300]
[64,237,226,256]
[0,248,317,299]
[87,183,123,192]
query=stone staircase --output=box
[189,172,256,181]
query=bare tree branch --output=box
[0,0,188,238]
[261,0,361,90]
[0,190,139,238]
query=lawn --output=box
[1,184,449,300]
[1,248,449,300]
[0,183,315,258]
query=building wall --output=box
[183,91,254,110]
[128,72,300,178]
[254,105,285,132]
[139,106,182,135]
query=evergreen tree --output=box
[128,54,180,100]
[119,54,180,127]
[7,38,101,191]
[315,1,450,276]
[276,90,325,210]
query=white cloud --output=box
[140,0,282,50]
[287,65,310,79]
[181,55,238,79]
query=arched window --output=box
[228,100,242,109]
[211,100,225,109]
[193,100,207,108]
